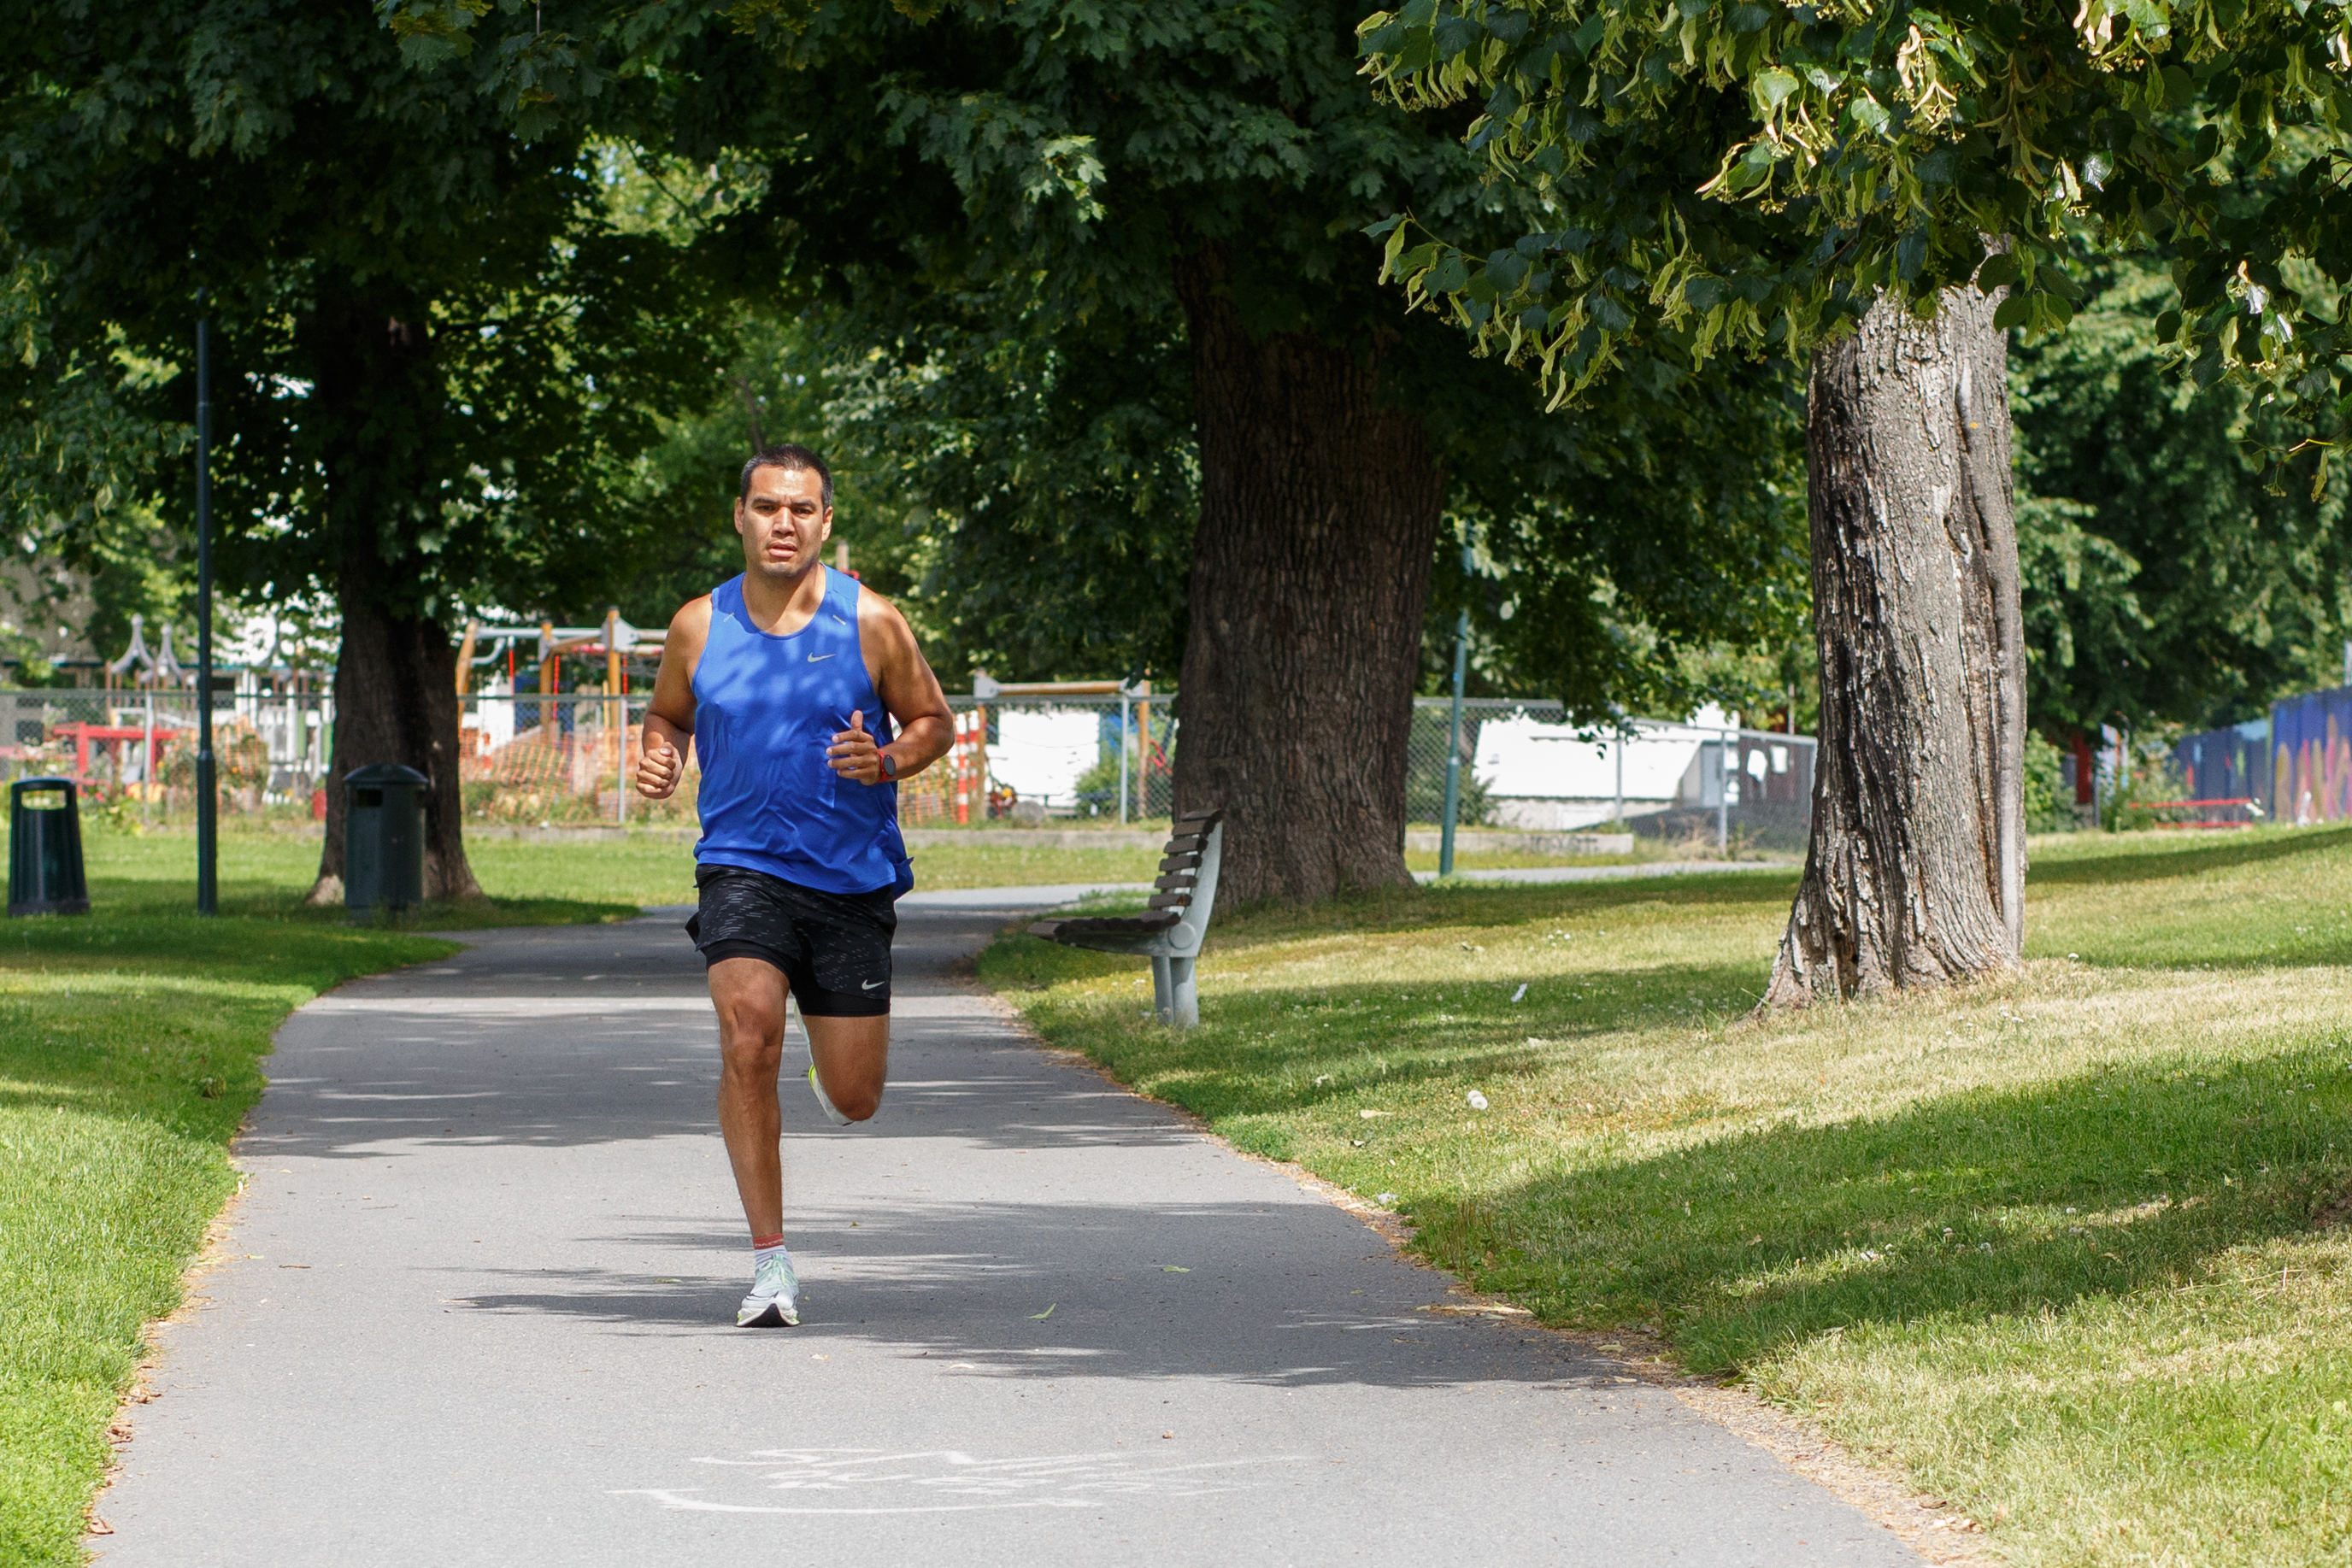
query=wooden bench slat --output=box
[1157,851,1202,872]
[1146,892,1191,910]
[1152,872,1197,892]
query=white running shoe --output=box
[808,1064,854,1127]
[737,1251,802,1328]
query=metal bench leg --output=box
[1151,956,1173,1023]
[1169,956,1197,1028]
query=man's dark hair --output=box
[739,443,833,508]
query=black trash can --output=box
[9,776,90,917]
[344,764,428,918]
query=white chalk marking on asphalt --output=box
[616,1448,1305,1513]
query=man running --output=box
[635,443,954,1328]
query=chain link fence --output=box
[0,687,1814,849]
[1408,697,1818,852]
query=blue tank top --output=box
[691,568,909,896]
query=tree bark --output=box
[1169,246,1446,903]
[1764,285,2024,1006]
[302,297,481,905]
[313,588,479,902]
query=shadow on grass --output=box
[1410,1044,2352,1375]
[989,936,1775,1123]
[2025,823,2352,885]
[26,875,638,935]
[1187,869,1800,944]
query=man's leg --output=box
[805,1015,889,1123]
[709,956,789,1237]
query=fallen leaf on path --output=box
[1162,1266,1189,1272]
[1030,1303,1056,1319]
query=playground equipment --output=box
[455,610,647,823]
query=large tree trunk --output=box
[1763,285,2024,1007]
[312,588,480,903]
[1169,246,1446,903]
[301,297,481,906]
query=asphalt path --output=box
[96,888,1921,1566]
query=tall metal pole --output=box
[1717,726,1732,854]
[1614,719,1625,831]
[1438,534,1473,877]
[195,308,218,914]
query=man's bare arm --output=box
[826,591,955,785]
[637,597,711,800]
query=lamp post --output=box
[195,305,218,915]
[1438,531,1473,878]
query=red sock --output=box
[752,1232,785,1251]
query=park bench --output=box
[1028,807,1224,1027]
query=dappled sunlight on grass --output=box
[984,830,2352,1568]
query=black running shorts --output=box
[685,865,896,1016]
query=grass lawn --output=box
[981,825,2352,1568]
[0,832,644,1565]
[89,826,1159,907]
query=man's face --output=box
[734,464,831,583]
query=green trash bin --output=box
[344,764,427,918]
[9,776,90,917]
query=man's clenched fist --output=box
[638,736,685,799]
[826,708,887,785]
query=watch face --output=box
[881,754,897,779]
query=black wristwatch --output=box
[879,750,898,781]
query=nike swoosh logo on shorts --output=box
[807,652,835,662]
[861,979,885,990]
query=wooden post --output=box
[538,620,557,741]
[455,620,479,696]
[605,608,623,823]
[973,704,989,819]
[1135,678,1152,819]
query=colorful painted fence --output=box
[2269,687,2352,825]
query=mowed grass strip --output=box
[0,828,639,1565]
[979,827,2352,1568]
[91,824,1161,903]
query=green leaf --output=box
[1993,294,2032,331]
[2155,309,2183,343]
[1752,68,1800,110]
[1977,252,2023,291]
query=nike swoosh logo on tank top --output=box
[689,567,908,896]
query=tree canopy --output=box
[2014,252,2352,735]
[1,0,730,892]
[1361,0,2352,477]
